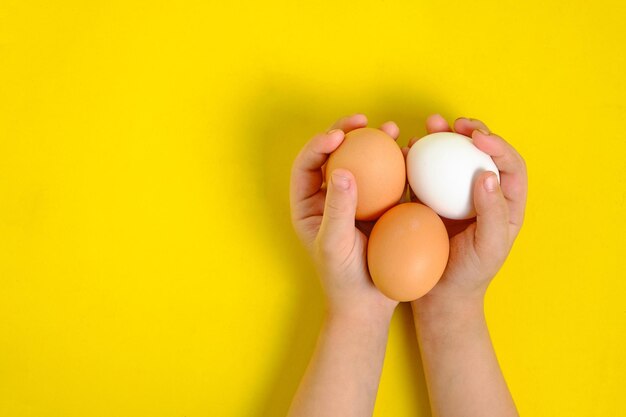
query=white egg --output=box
[406,132,500,220]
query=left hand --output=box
[290,114,400,321]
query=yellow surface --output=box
[1,1,625,415]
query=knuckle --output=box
[290,158,303,178]
[292,150,304,169]
[316,238,333,257]
[314,236,355,270]
[518,154,528,171]
[330,116,348,130]
[474,239,508,273]
[315,237,341,261]
[325,197,348,218]
[312,131,326,142]
[304,142,319,160]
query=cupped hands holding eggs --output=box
[325,115,500,302]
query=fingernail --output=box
[477,128,490,135]
[327,128,343,136]
[484,173,498,192]
[332,172,350,190]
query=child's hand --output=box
[290,114,399,321]
[406,115,528,308]
[406,115,525,417]
[288,115,401,417]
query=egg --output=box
[326,127,405,221]
[367,203,449,302]
[406,132,500,220]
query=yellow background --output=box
[1,1,625,415]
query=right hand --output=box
[404,115,528,308]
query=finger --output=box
[473,171,510,264]
[454,117,490,137]
[317,113,367,185]
[408,114,451,148]
[471,129,527,232]
[317,169,358,258]
[290,129,345,216]
[379,121,400,140]
[319,114,368,183]
[426,114,452,134]
[329,113,368,133]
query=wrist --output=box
[412,294,488,350]
[325,302,395,331]
[321,310,393,353]
[412,291,485,328]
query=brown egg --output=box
[325,127,405,221]
[367,203,449,301]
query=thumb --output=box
[317,169,358,258]
[473,171,509,260]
